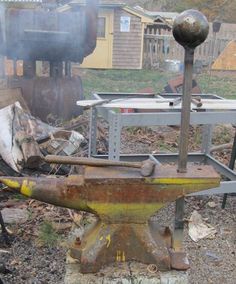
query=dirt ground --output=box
[0,117,236,284]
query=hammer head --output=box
[141,160,156,177]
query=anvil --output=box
[0,164,220,273]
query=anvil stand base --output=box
[65,209,189,283]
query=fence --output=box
[143,22,236,68]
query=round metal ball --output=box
[173,9,209,49]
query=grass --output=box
[198,73,236,99]
[79,69,173,98]
[38,221,61,247]
[77,68,236,99]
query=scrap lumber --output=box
[210,143,233,153]
[15,131,43,169]
[164,75,201,94]
[0,102,56,172]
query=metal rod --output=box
[178,48,194,173]
[222,129,236,208]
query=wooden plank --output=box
[113,36,141,40]
[113,52,141,56]
[15,131,43,169]
[113,45,141,49]
[0,88,29,111]
[113,39,141,44]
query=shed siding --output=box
[113,9,142,69]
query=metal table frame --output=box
[89,92,236,196]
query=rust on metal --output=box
[44,155,156,177]
[0,163,220,273]
[0,164,220,223]
[8,76,84,121]
[169,249,190,270]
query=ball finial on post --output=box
[173,9,209,50]
[173,10,209,173]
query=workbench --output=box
[82,92,236,197]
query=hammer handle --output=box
[44,155,142,169]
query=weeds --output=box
[38,221,61,247]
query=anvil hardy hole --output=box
[197,167,202,170]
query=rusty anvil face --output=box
[0,164,220,273]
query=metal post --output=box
[172,10,209,173]
[108,111,121,161]
[201,124,213,154]
[172,197,185,251]
[89,107,98,157]
[178,48,194,173]
[222,129,236,208]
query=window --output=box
[97,17,106,38]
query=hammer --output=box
[44,155,156,177]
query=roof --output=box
[57,1,154,23]
[68,0,124,7]
[57,1,125,12]
[134,6,178,24]
[123,6,154,23]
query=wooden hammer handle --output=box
[44,155,142,169]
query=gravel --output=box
[1,241,66,284]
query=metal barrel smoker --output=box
[0,10,220,274]
[0,0,98,121]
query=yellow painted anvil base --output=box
[69,219,173,273]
